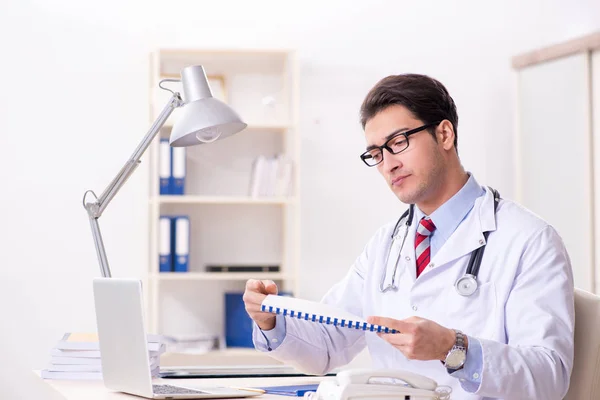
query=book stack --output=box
[41,332,166,380]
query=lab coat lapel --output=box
[427,188,498,272]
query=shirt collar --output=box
[414,173,485,243]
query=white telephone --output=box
[305,368,451,400]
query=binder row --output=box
[159,216,189,272]
[260,305,398,334]
[160,139,186,195]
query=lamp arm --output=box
[83,92,183,277]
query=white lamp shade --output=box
[168,65,247,147]
[169,97,247,147]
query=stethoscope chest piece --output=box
[455,274,478,296]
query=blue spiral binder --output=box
[261,304,398,334]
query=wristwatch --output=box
[444,330,467,371]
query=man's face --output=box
[364,105,445,204]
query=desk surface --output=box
[36,372,329,400]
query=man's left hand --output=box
[367,316,465,361]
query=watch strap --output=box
[445,330,467,372]
[455,330,465,349]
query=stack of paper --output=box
[41,332,166,380]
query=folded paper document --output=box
[258,384,320,397]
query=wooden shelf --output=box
[161,123,290,132]
[152,196,296,205]
[245,123,291,132]
[147,48,299,335]
[152,272,291,281]
[157,49,291,75]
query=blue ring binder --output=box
[260,305,398,334]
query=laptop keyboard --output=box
[153,384,209,395]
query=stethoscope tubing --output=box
[380,187,500,296]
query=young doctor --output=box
[243,74,575,399]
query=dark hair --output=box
[360,74,459,150]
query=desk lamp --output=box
[83,65,247,277]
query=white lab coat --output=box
[255,188,575,400]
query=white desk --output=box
[35,372,329,400]
[35,349,336,399]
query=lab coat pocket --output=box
[437,281,497,338]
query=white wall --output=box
[0,0,598,397]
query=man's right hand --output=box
[243,279,279,331]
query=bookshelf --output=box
[146,49,300,341]
[152,272,291,281]
[151,196,295,205]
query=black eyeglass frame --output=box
[359,121,442,167]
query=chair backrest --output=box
[564,288,600,399]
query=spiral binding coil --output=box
[261,305,398,334]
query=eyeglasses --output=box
[360,121,441,167]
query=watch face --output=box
[445,349,466,369]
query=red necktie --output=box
[415,217,436,278]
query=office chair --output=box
[564,288,600,399]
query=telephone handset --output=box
[305,368,451,400]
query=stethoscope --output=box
[379,187,500,296]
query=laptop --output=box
[93,278,262,399]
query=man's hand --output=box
[243,279,279,330]
[367,316,464,361]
